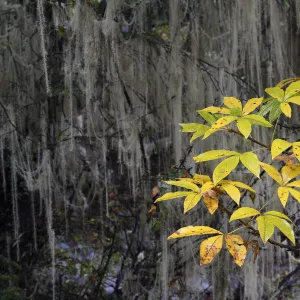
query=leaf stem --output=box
[271,116,280,142]
[228,226,245,234]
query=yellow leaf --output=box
[229,207,260,222]
[265,87,284,100]
[264,211,293,223]
[213,156,240,185]
[288,188,300,202]
[220,180,255,193]
[281,165,300,185]
[223,97,242,110]
[183,193,202,213]
[256,215,275,244]
[168,226,222,239]
[165,180,200,193]
[276,78,298,88]
[242,98,263,115]
[259,162,282,184]
[240,152,260,177]
[201,181,214,193]
[200,235,223,265]
[193,150,239,163]
[267,216,295,245]
[155,191,194,202]
[280,102,292,118]
[202,128,218,140]
[193,174,211,184]
[285,80,300,99]
[286,180,300,188]
[271,139,292,159]
[211,116,238,130]
[203,196,219,214]
[201,106,231,114]
[293,142,300,161]
[242,114,272,127]
[225,234,247,267]
[287,96,300,105]
[277,187,289,207]
[237,118,252,138]
[221,183,241,205]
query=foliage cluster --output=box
[156,78,300,267]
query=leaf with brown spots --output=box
[225,234,247,267]
[200,235,223,265]
[168,226,222,239]
[203,195,219,214]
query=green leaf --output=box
[229,207,260,222]
[267,216,295,245]
[155,191,194,202]
[164,180,200,193]
[213,156,240,184]
[240,152,260,177]
[242,115,272,127]
[258,99,277,117]
[259,162,282,184]
[168,226,222,239]
[271,139,292,159]
[197,111,216,124]
[184,193,202,213]
[193,150,239,163]
[265,87,284,100]
[237,118,252,138]
[269,101,281,122]
[256,215,275,243]
[230,107,242,117]
[264,211,292,223]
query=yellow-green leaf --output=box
[197,111,216,124]
[200,235,223,266]
[193,150,239,163]
[223,97,242,110]
[240,152,260,177]
[213,156,240,185]
[168,226,222,239]
[201,181,214,193]
[256,215,275,244]
[293,142,300,161]
[280,102,292,118]
[264,211,292,223]
[155,191,194,202]
[265,87,284,100]
[184,193,202,213]
[267,216,295,245]
[179,123,209,133]
[286,180,300,188]
[190,131,208,142]
[281,165,300,185]
[200,106,231,114]
[237,118,252,138]
[225,234,247,267]
[164,180,201,193]
[229,207,260,222]
[288,188,300,202]
[285,80,300,99]
[202,128,218,140]
[259,162,282,184]
[221,183,241,205]
[242,98,263,115]
[287,96,300,105]
[271,139,292,159]
[277,187,289,207]
[211,116,238,130]
[193,174,211,184]
[203,196,219,214]
[220,180,255,193]
[242,114,272,127]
